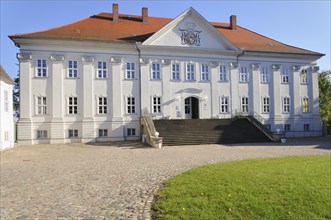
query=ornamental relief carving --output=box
[139,58,150,65]
[81,56,95,63]
[110,57,123,64]
[50,55,64,62]
[272,64,281,71]
[161,59,171,65]
[229,62,238,69]
[310,66,319,72]
[292,65,301,71]
[179,22,202,46]
[209,61,220,68]
[250,63,260,70]
[17,53,32,61]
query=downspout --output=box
[134,42,142,117]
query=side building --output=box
[0,65,15,150]
[10,5,324,145]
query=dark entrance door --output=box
[191,97,199,119]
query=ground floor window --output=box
[262,97,270,113]
[68,129,78,138]
[153,96,161,114]
[241,97,249,113]
[37,130,47,139]
[303,124,310,131]
[127,128,136,136]
[98,129,108,137]
[220,97,229,113]
[284,124,291,132]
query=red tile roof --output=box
[0,65,15,85]
[9,12,323,56]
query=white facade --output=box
[0,69,15,150]
[12,7,323,145]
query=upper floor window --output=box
[262,97,270,113]
[68,61,78,78]
[186,64,195,80]
[241,97,249,113]
[127,96,136,114]
[301,69,308,84]
[4,90,8,112]
[261,67,269,83]
[37,59,47,77]
[219,66,227,81]
[220,97,229,113]
[282,68,290,83]
[172,64,180,80]
[68,97,78,114]
[97,61,107,79]
[152,63,161,80]
[283,97,290,113]
[37,96,47,115]
[98,97,108,114]
[302,97,309,113]
[201,64,209,81]
[126,63,135,79]
[152,96,162,114]
[240,67,249,82]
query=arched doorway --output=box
[184,97,199,119]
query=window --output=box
[284,124,291,132]
[37,96,47,115]
[241,97,249,113]
[304,124,310,131]
[68,97,78,114]
[98,97,107,114]
[37,130,47,139]
[219,66,227,81]
[283,97,290,113]
[220,97,229,113]
[261,67,269,83]
[4,131,9,141]
[262,97,270,113]
[127,128,136,136]
[98,129,108,137]
[37,59,47,77]
[127,97,136,114]
[68,129,78,138]
[282,68,289,83]
[186,64,195,80]
[153,96,161,114]
[97,61,107,78]
[151,63,161,80]
[68,61,78,78]
[4,90,8,112]
[172,64,180,80]
[201,64,209,81]
[240,67,249,82]
[126,63,135,79]
[302,97,309,113]
[301,69,308,84]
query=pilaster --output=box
[140,58,150,115]
[292,65,301,116]
[272,64,282,119]
[251,63,261,115]
[229,62,239,114]
[111,56,123,118]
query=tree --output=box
[13,69,19,118]
[318,71,331,122]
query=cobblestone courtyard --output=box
[1,138,330,219]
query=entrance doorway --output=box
[184,97,199,119]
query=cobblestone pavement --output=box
[1,138,330,220]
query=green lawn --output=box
[152,155,331,220]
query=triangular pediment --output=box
[143,7,238,51]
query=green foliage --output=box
[153,155,331,220]
[318,71,331,122]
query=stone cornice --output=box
[110,57,123,64]
[81,56,95,63]
[50,55,64,62]
[272,64,282,71]
[17,53,32,61]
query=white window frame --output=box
[36,59,47,77]
[68,60,78,78]
[151,63,161,80]
[152,96,162,114]
[127,96,136,114]
[126,62,135,79]
[201,64,209,81]
[172,64,180,80]
[261,67,269,83]
[302,97,309,113]
[186,63,195,81]
[37,130,48,139]
[97,61,108,79]
[262,97,270,113]
[239,67,249,82]
[98,129,108,137]
[241,97,249,113]
[127,128,136,136]
[4,90,9,112]
[219,65,227,82]
[68,129,78,138]
[36,96,47,115]
[220,96,229,113]
[68,96,78,114]
[281,68,290,83]
[301,69,308,84]
[98,97,108,114]
[282,97,290,113]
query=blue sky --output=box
[1,1,330,80]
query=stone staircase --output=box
[153,118,271,146]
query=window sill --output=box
[150,79,162,81]
[199,80,211,83]
[170,79,181,82]
[184,80,197,82]
[66,77,80,79]
[95,77,108,80]
[124,78,138,81]
[218,80,229,83]
[34,76,48,79]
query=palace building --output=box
[10,4,324,145]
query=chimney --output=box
[113,3,119,22]
[142,7,148,23]
[230,15,237,30]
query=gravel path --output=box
[1,138,330,219]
